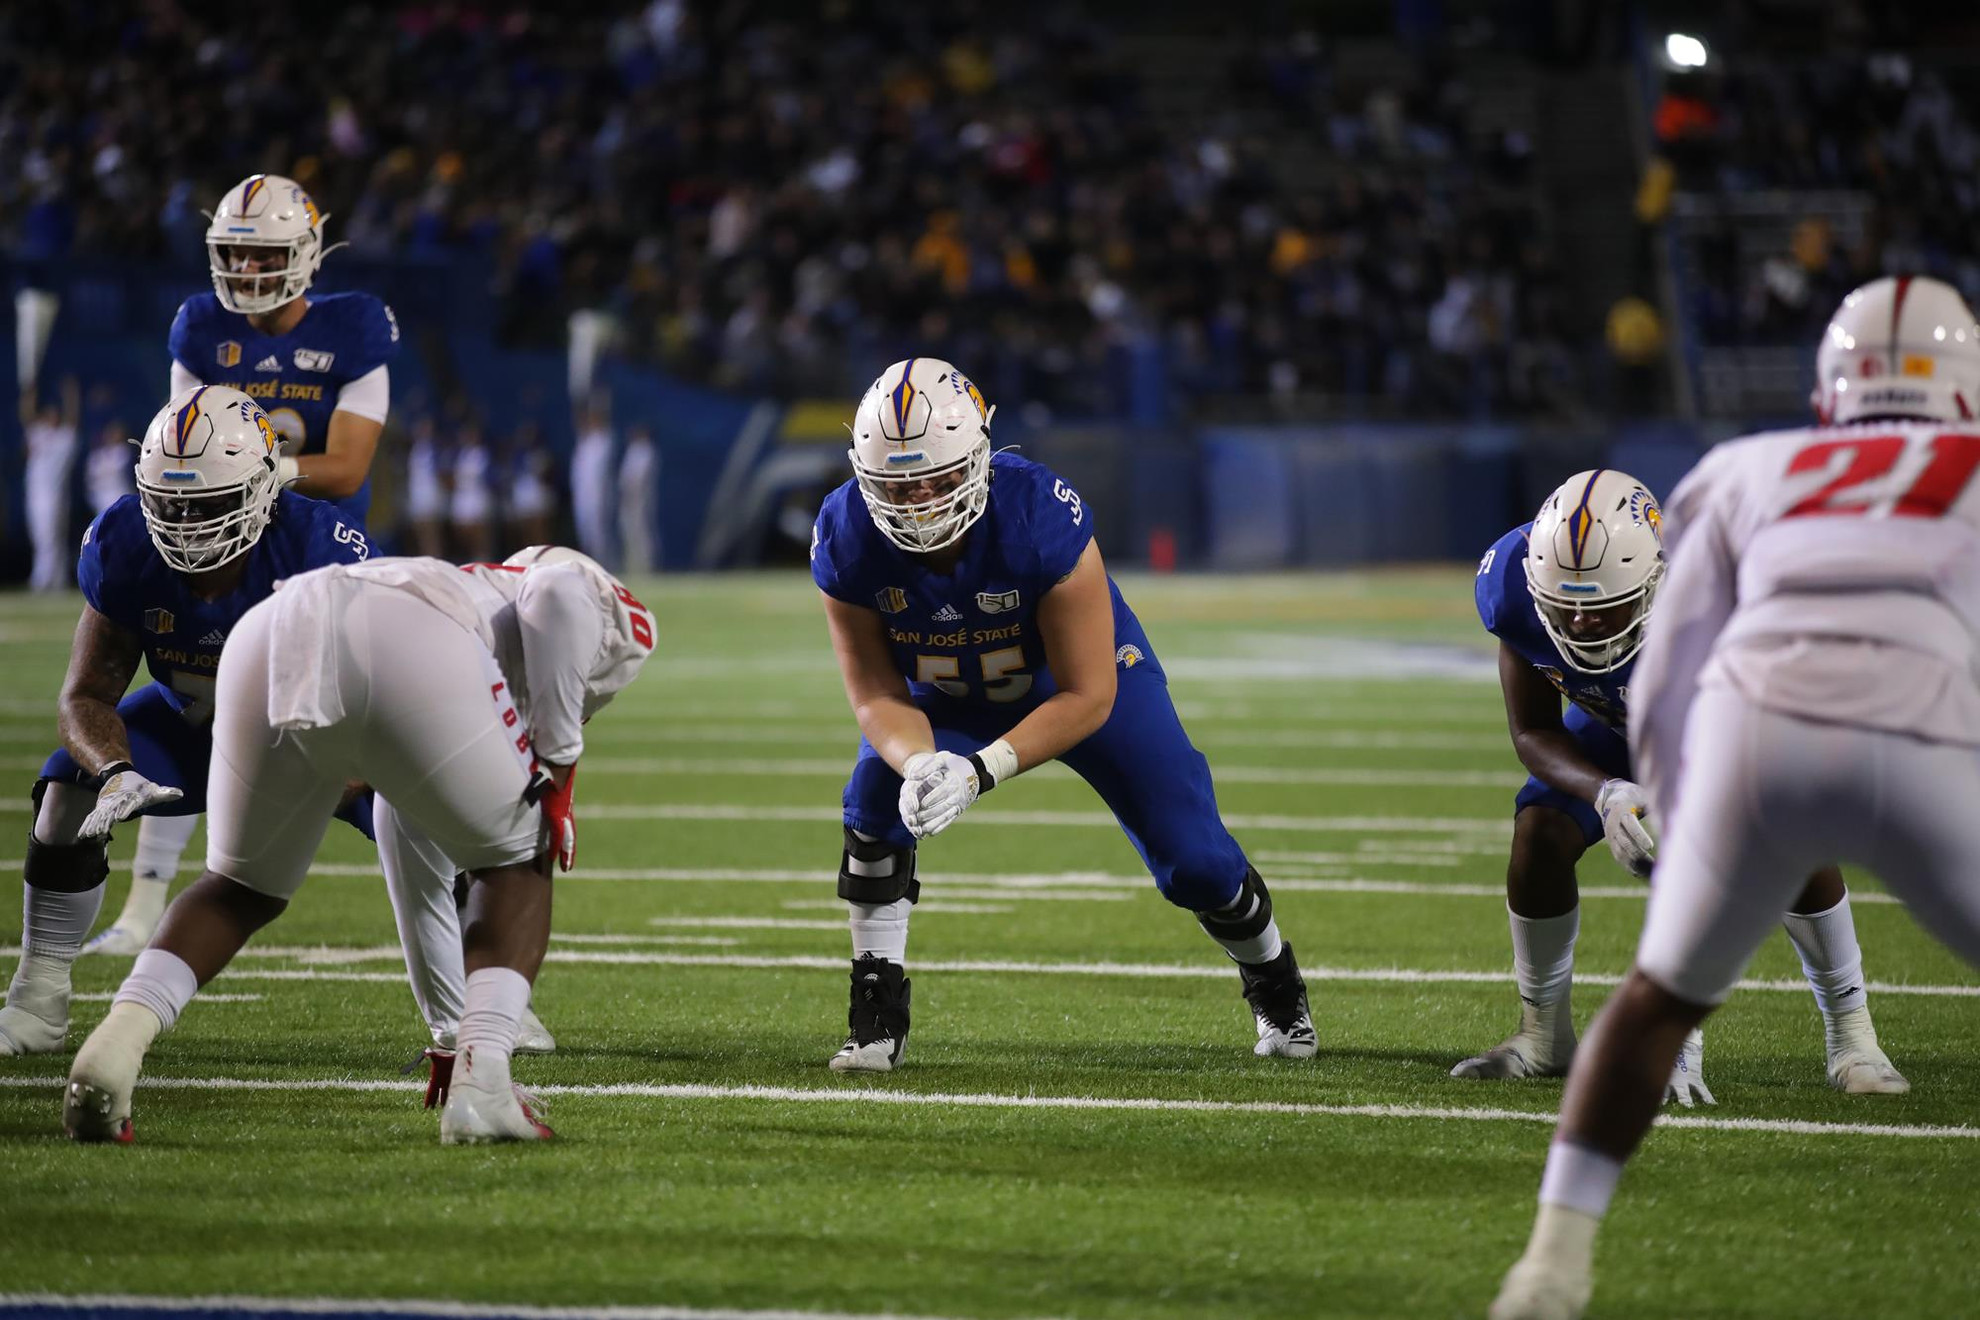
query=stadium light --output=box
[1665,33,1709,69]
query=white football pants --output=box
[1639,685,1980,1004]
[207,580,542,900]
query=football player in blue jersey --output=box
[810,358,1317,1071]
[86,174,400,958]
[1454,468,1907,1100]
[0,386,375,1056]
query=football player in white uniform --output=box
[375,548,656,1077]
[63,548,654,1146]
[1493,275,1980,1319]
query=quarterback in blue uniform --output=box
[810,357,1317,1071]
[169,173,396,526]
[1454,468,1906,1099]
[0,386,374,1056]
[87,174,398,957]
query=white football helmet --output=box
[205,174,335,315]
[848,358,996,553]
[1813,275,1980,425]
[136,385,283,574]
[1525,469,1666,675]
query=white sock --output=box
[22,882,106,962]
[113,948,199,1031]
[1510,905,1578,1038]
[1538,1139,1623,1219]
[848,898,911,964]
[457,966,531,1075]
[1781,893,1869,1031]
[132,812,198,884]
[1200,880,1285,964]
[1211,916,1283,966]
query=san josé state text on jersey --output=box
[1475,522,1632,729]
[810,451,1159,707]
[169,290,398,459]
[77,490,372,718]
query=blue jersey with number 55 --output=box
[77,490,372,722]
[811,451,1159,708]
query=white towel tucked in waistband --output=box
[267,565,360,732]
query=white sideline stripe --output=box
[0,1077,1969,1143]
[574,756,1522,789]
[0,1293,1010,1320]
[104,945,1971,998]
[71,992,261,1003]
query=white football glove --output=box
[79,766,184,839]
[897,751,982,840]
[1664,1027,1715,1107]
[1594,778,1657,879]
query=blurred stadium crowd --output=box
[4,2,1978,573]
[3,2,1575,419]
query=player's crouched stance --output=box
[1,386,374,1057]
[64,550,653,1145]
[1455,468,1905,1102]
[1492,275,1980,1319]
[812,358,1315,1071]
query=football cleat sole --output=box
[63,1080,135,1144]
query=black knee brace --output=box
[837,826,919,905]
[1195,866,1273,942]
[23,778,111,894]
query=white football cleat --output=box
[63,1025,144,1143]
[1826,1008,1909,1094]
[0,999,67,1056]
[0,958,72,1055]
[438,1047,553,1145]
[1663,1028,1715,1107]
[1452,1011,1575,1080]
[1238,944,1318,1059]
[1488,1257,1591,1320]
[828,956,910,1072]
[515,1004,557,1055]
[81,921,155,958]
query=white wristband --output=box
[275,456,301,486]
[971,738,1020,792]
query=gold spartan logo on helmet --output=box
[252,408,279,454]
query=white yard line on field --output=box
[571,804,1514,834]
[36,944,1952,998]
[778,901,1015,914]
[70,993,261,1003]
[573,757,1523,789]
[0,1293,1016,1320]
[0,859,1893,908]
[0,1077,1969,1143]
[585,723,1509,753]
[552,933,743,947]
[649,916,861,932]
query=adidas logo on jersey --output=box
[198,629,228,647]
[932,604,963,622]
[254,355,282,372]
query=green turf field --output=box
[1,570,1975,1320]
